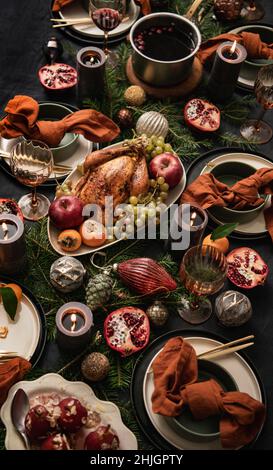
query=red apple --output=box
[49,196,84,230]
[149,153,183,188]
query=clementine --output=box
[202,234,229,254]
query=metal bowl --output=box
[130,12,201,87]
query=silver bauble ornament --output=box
[50,256,86,293]
[81,352,110,382]
[136,111,169,138]
[215,290,252,327]
[146,301,169,326]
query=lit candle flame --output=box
[70,313,77,332]
[230,40,237,55]
[1,222,9,240]
[190,212,197,227]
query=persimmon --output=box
[58,229,82,252]
[202,234,229,254]
[5,283,22,302]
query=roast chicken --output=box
[74,140,149,219]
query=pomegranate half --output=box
[104,307,150,357]
[227,247,268,289]
[38,63,77,90]
[184,98,220,133]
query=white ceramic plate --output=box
[47,141,187,256]
[0,135,92,181]
[0,285,41,361]
[143,336,263,450]
[200,152,273,235]
[60,0,140,39]
[0,373,138,450]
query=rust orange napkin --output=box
[151,337,198,416]
[0,357,31,406]
[198,32,273,64]
[0,96,120,147]
[151,337,266,449]
[181,379,265,449]
[52,0,151,15]
[180,168,273,241]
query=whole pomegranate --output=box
[40,433,70,450]
[38,63,77,90]
[58,397,87,432]
[227,247,268,289]
[84,425,119,450]
[25,405,56,441]
[104,307,150,357]
[184,98,220,132]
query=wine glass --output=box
[178,245,227,325]
[89,0,125,64]
[10,140,53,221]
[240,65,273,145]
[241,1,264,21]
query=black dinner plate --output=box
[0,275,47,368]
[130,328,266,450]
[186,146,273,240]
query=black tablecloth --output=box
[0,0,273,450]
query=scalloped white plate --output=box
[47,141,186,256]
[1,373,138,450]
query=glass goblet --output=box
[10,140,53,221]
[89,0,125,64]
[178,245,227,325]
[240,64,273,145]
[241,1,264,21]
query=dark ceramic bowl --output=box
[172,360,238,442]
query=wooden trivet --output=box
[126,56,203,99]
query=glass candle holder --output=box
[56,302,93,350]
[164,203,208,261]
[76,47,106,106]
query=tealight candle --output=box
[0,214,26,275]
[207,40,247,101]
[56,302,93,350]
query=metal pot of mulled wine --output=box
[130,12,201,87]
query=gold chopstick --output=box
[199,342,254,360]
[197,335,255,359]
[0,153,72,172]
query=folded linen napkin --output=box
[151,337,266,449]
[0,95,120,147]
[198,32,273,64]
[0,357,31,406]
[180,168,273,241]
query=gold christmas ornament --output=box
[146,301,169,326]
[136,111,169,138]
[81,352,110,382]
[124,85,146,106]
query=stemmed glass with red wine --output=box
[89,0,125,65]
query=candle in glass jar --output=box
[208,40,247,101]
[164,203,208,261]
[0,214,26,275]
[76,47,106,106]
[56,302,93,350]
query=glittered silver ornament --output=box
[146,301,169,326]
[50,256,86,293]
[215,290,252,327]
[136,111,169,138]
[81,352,110,382]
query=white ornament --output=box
[136,111,169,138]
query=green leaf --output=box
[211,223,239,241]
[0,287,18,321]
